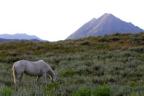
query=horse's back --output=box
[14,60,30,66]
[13,60,28,73]
[13,60,51,72]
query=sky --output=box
[0,0,144,41]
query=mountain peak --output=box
[98,13,117,22]
[67,13,144,40]
[102,13,114,17]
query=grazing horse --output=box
[12,60,56,85]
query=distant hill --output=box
[0,33,41,41]
[67,13,144,40]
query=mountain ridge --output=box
[0,33,42,41]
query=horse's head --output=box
[47,69,57,82]
[51,72,57,82]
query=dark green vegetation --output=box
[0,33,144,96]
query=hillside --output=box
[0,33,144,95]
[67,13,143,40]
[0,33,41,40]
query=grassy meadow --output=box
[0,33,144,95]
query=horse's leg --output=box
[35,75,41,85]
[13,72,21,90]
[36,75,40,81]
[42,73,47,84]
[16,73,22,86]
[36,76,39,81]
[19,73,23,84]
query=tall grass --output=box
[0,33,144,95]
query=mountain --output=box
[0,33,41,40]
[67,13,144,40]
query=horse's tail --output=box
[12,65,16,84]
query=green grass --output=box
[0,33,144,95]
[0,86,13,96]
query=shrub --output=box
[44,82,60,96]
[0,86,13,96]
[92,85,111,96]
[72,87,91,96]
[60,68,76,77]
[72,85,111,96]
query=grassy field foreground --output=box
[0,33,144,95]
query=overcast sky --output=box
[0,0,144,41]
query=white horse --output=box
[12,60,56,85]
